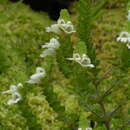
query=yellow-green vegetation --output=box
[0,1,80,129]
[0,0,130,129]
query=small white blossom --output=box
[67,53,81,62]
[57,19,76,34]
[78,128,82,130]
[42,38,60,49]
[40,48,56,58]
[27,67,46,84]
[80,54,95,68]
[67,53,94,68]
[7,92,22,105]
[45,19,76,34]
[117,32,130,49]
[127,10,130,20]
[86,128,92,130]
[127,43,130,49]
[117,32,130,43]
[45,24,61,34]
[2,83,23,105]
[2,83,23,94]
[40,38,60,58]
[78,128,92,130]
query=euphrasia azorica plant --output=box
[1,0,130,129]
[46,19,76,34]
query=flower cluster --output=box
[46,19,76,34]
[40,38,60,58]
[2,83,23,105]
[2,66,46,105]
[67,53,94,68]
[117,32,130,43]
[117,10,130,49]
[46,19,94,68]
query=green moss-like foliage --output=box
[0,0,130,129]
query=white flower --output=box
[80,54,95,68]
[40,48,56,58]
[2,83,23,94]
[67,53,81,62]
[67,53,94,68]
[78,128,92,130]
[57,19,76,34]
[42,38,60,49]
[117,32,130,43]
[127,43,130,49]
[7,92,22,105]
[117,32,130,49]
[40,38,60,58]
[45,24,61,34]
[27,67,46,84]
[78,128,82,130]
[2,83,23,105]
[127,10,130,20]
[2,85,17,94]
[86,128,92,130]
[45,19,76,34]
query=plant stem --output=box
[99,102,106,115]
[110,104,122,116]
[93,70,112,129]
[104,120,110,130]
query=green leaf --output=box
[77,0,97,63]
[57,35,73,77]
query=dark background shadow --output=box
[9,0,75,20]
